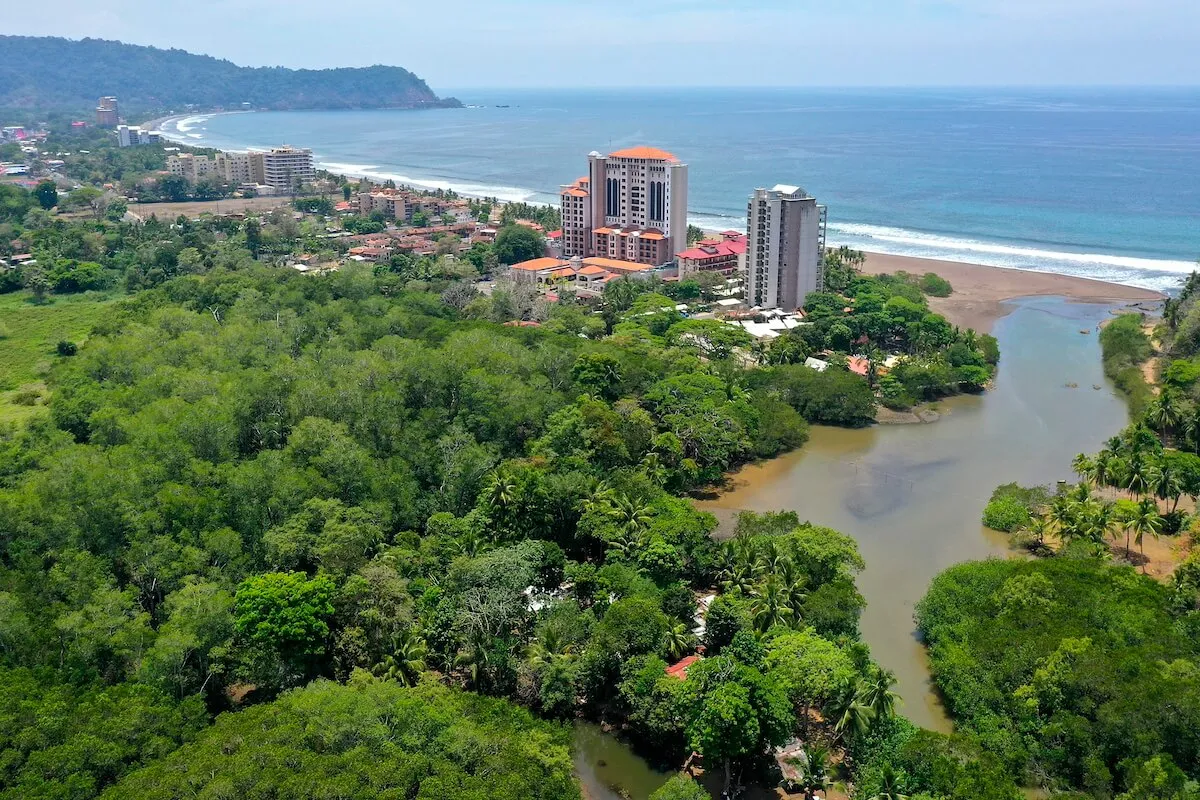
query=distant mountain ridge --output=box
[0,36,460,112]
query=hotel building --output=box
[95,96,119,127]
[745,185,827,310]
[560,147,688,266]
[259,146,314,191]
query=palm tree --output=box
[858,668,901,721]
[373,628,428,687]
[1147,392,1181,443]
[721,561,759,595]
[872,765,910,800]
[1072,453,1096,485]
[1024,515,1051,552]
[527,627,575,670]
[1129,498,1163,572]
[778,559,809,615]
[791,745,833,800]
[1149,462,1184,512]
[663,622,695,661]
[751,575,796,632]
[755,539,788,574]
[1093,449,1115,489]
[1125,455,1150,500]
[483,469,517,529]
[611,494,653,539]
[455,639,491,691]
[831,690,874,741]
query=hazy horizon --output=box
[6,0,1199,90]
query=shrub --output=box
[12,388,40,406]
[918,272,953,297]
[982,495,1031,532]
[56,340,78,356]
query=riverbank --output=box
[861,252,1165,332]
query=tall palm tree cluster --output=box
[717,535,809,632]
[1028,424,1186,569]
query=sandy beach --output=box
[861,252,1166,332]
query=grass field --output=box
[0,290,120,425]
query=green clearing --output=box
[0,290,120,424]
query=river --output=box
[698,296,1139,731]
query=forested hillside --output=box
[0,36,459,111]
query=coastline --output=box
[861,252,1165,332]
[149,114,1169,331]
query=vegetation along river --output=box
[699,295,1141,731]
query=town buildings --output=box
[560,146,688,266]
[166,146,314,191]
[96,97,119,127]
[117,125,161,147]
[676,231,748,277]
[509,255,658,290]
[744,185,827,310]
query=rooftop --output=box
[608,146,680,163]
[583,256,654,272]
[511,257,569,272]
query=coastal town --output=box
[0,61,1196,800]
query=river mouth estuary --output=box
[577,296,1143,798]
[701,295,1139,731]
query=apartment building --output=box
[215,151,258,184]
[166,153,217,182]
[259,146,314,191]
[95,97,119,128]
[559,146,688,266]
[358,189,417,221]
[744,185,827,310]
[117,125,161,147]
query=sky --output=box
[6,0,1199,90]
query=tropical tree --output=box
[858,667,900,721]
[1129,498,1164,571]
[1147,391,1183,443]
[872,765,910,800]
[1072,453,1096,485]
[373,628,428,687]
[830,689,874,741]
[1148,462,1184,512]
[751,576,796,632]
[663,622,696,661]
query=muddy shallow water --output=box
[699,296,1138,730]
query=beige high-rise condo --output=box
[745,185,827,310]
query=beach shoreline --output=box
[860,252,1165,332]
[149,115,1170,327]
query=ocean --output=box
[158,88,1200,292]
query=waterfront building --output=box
[215,151,256,184]
[96,97,119,127]
[117,125,161,147]
[259,146,314,191]
[744,185,827,310]
[676,231,748,277]
[166,153,217,182]
[560,147,688,266]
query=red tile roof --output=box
[546,230,562,239]
[608,146,680,163]
[665,655,700,680]
[676,237,746,261]
[847,357,871,376]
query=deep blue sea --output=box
[160,88,1200,291]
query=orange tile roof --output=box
[548,267,577,279]
[593,227,615,235]
[639,232,665,240]
[511,257,568,272]
[583,257,653,272]
[665,655,700,680]
[578,265,609,276]
[562,188,588,198]
[608,146,680,163]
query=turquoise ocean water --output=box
[160,88,1200,291]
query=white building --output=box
[259,146,314,191]
[166,153,217,182]
[117,125,161,147]
[215,151,257,184]
[560,146,688,266]
[745,185,827,310]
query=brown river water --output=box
[576,296,1142,797]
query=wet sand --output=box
[861,253,1164,332]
